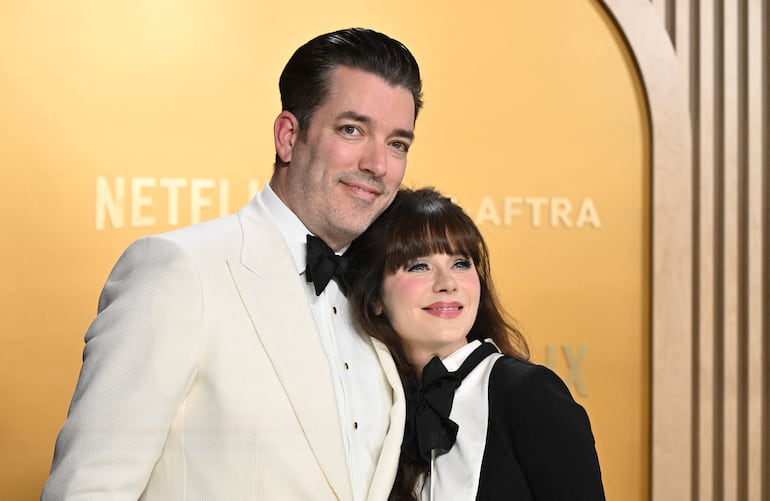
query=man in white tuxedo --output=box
[42,28,423,500]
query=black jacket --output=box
[476,357,605,500]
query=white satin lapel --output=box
[366,337,405,501]
[229,199,352,501]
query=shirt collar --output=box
[259,183,309,275]
[440,340,483,372]
[259,183,349,276]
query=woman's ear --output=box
[274,111,299,164]
[372,302,384,316]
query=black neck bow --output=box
[305,235,348,296]
[402,341,499,465]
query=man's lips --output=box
[422,302,464,319]
[340,178,383,202]
[339,176,385,202]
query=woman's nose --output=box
[433,269,458,293]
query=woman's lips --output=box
[422,302,464,319]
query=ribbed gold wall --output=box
[649,0,768,499]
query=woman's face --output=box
[379,252,481,361]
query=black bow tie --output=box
[401,342,499,465]
[305,235,349,296]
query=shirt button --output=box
[353,421,359,430]
[332,306,337,314]
[344,362,350,370]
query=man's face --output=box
[273,66,416,250]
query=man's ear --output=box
[274,111,299,164]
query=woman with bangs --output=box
[345,187,605,501]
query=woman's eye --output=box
[406,262,429,272]
[453,258,473,270]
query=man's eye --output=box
[391,141,410,153]
[341,125,360,135]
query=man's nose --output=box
[359,140,387,177]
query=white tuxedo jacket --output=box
[42,197,405,500]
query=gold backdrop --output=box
[0,1,649,499]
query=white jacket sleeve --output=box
[42,235,203,500]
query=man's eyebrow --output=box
[336,110,370,123]
[393,128,415,141]
[336,111,415,141]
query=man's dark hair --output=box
[276,27,423,166]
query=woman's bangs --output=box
[384,212,480,272]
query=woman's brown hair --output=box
[345,187,529,500]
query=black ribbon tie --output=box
[402,341,499,464]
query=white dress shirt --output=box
[422,340,503,501]
[260,185,391,501]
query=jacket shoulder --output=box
[489,356,566,392]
